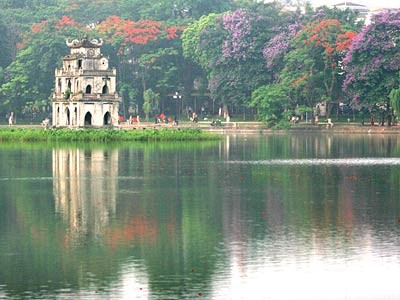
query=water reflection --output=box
[53,149,118,238]
[0,135,400,299]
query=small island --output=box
[0,128,220,142]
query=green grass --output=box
[0,128,221,142]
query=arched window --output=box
[84,112,92,126]
[65,107,70,125]
[102,84,109,94]
[85,85,92,94]
[58,79,62,93]
[103,112,111,125]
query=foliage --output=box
[142,89,159,120]
[96,16,163,48]
[0,19,13,69]
[0,0,397,125]
[250,84,290,127]
[116,0,234,21]
[280,18,356,115]
[95,15,185,115]
[0,128,220,142]
[306,6,363,31]
[0,15,85,115]
[181,14,222,71]
[343,10,400,108]
[390,73,400,117]
[119,83,137,116]
[263,23,302,76]
[182,3,286,110]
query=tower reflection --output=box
[52,148,118,238]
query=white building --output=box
[53,36,121,127]
[333,2,370,22]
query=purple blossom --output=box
[314,9,326,20]
[343,9,400,101]
[221,9,253,61]
[263,23,302,69]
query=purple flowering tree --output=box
[221,9,254,61]
[343,9,400,121]
[182,4,291,110]
[209,8,273,107]
[263,23,302,75]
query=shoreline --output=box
[1,122,399,134]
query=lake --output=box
[1,133,400,299]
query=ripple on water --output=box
[227,157,400,166]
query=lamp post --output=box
[173,91,182,121]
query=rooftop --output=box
[66,36,103,49]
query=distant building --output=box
[333,2,369,22]
[53,36,121,128]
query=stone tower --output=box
[53,37,120,127]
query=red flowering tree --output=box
[281,19,356,116]
[95,16,186,116]
[96,16,162,47]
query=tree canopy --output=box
[0,0,399,126]
[343,10,400,108]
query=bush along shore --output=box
[0,128,221,142]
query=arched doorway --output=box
[103,112,111,125]
[65,107,70,125]
[84,112,92,125]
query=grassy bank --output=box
[0,128,221,142]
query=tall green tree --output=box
[0,20,13,69]
[390,72,400,117]
[143,88,159,120]
[0,16,85,116]
[250,84,291,127]
[182,3,288,113]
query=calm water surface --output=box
[0,133,400,299]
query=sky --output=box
[310,0,400,9]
